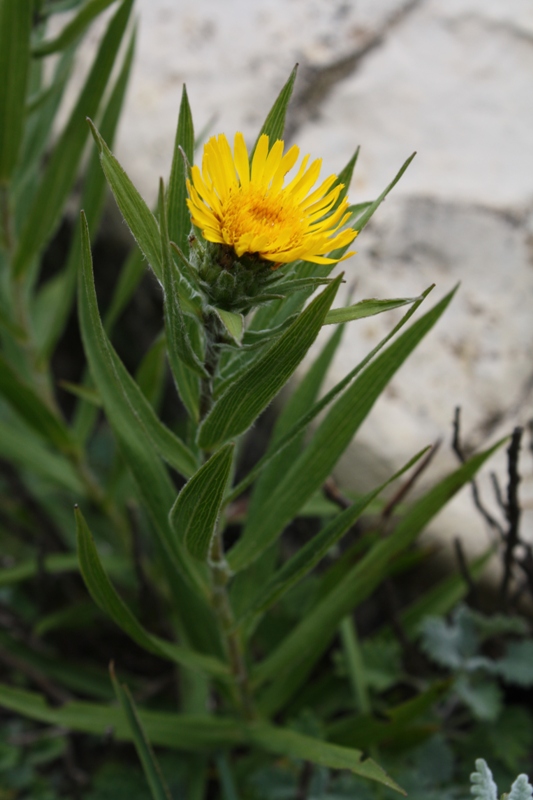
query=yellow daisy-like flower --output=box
[186,132,357,267]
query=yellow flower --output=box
[186,133,357,267]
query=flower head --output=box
[186,133,357,268]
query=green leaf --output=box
[36,26,136,362]
[75,506,229,678]
[159,179,208,378]
[324,296,420,325]
[0,0,31,181]
[248,722,404,793]
[78,211,198,478]
[0,552,126,588]
[170,444,234,561]
[0,417,83,493]
[252,65,297,153]
[334,147,360,205]
[352,152,416,234]
[240,449,428,624]
[0,683,246,750]
[198,275,342,450]
[104,245,146,331]
[59,380,101,406]
[110,668,173,800]
[0,629,118,699]
[398,548,494,638]
[254,440,504,689]
[12,0,133,278]
[495,640,533,687]
[227,288,433,508]
[33,0,118,56]
[88,117,163,280]
[229,287,453,572]
[211,307,244,345]
[135,335,166,410]
[0,353,77,454]
[78,212,210,612]
[456,677,502,721]
[168,83,194,255]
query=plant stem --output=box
[209,530,256,720]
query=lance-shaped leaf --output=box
[78,212,211,624]
[0,0,31,181]
[12,0,133,278]
[168,84,194,255]
[33,0,118,56]
[88,118,163,281]
[229,287,454,572]
[248,723,403,793]
[227,288,433,507]
[353,152,416,234]
[159,180,208,378]
[36,26,136,363]
[0,683,246,750]
[324,295,420,325]
[170,444,234,561]
[198,275,342,450]
[76,507,228,678]
[252,64,297,154]
[0,418,83,494]
[253,440,505,691]
[78,211,197,478]
[110,667,172,800]
[0,354,77,455]
[240,449,428,624]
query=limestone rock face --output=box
[52,0,533,565]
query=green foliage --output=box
[0,32,525,800]
[420,605,533,720]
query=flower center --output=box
[219,186,304,254]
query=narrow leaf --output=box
[353,153,416,234]
[252,65,298,153]
[168,84,194,254]
[36,26,136,362]
[33,0,118,56]
[75,507,229,677]
[324,296,420,325]
[334,147,360,205]
[241,449,428,623]
[78,211,198,478]
[244,325,345,545]
[0,0,32,181]
[254,440,504,688]
[0,418,83,493]
[170,444,234,561]
[159,179,208,378]
[230,287,454,571]
[88,117,163,280]
[0,683,246,750]
[198,275,342,450]
[110,667,172,800]
[0,354,77,454]
[248,722,403,793]
[12,0,133,277]
[78,211,210,612]
[227,289,434,507]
